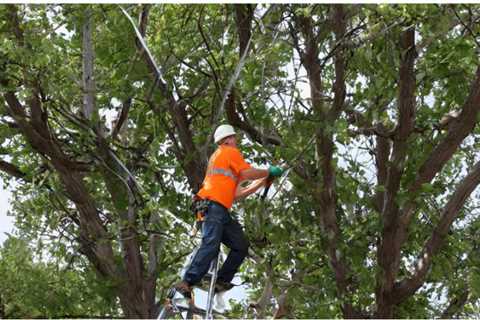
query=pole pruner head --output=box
[261,176,275,201]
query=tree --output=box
[1,3,480,318]
[0,236,120,318]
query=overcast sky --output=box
[0,180,14,244]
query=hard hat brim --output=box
[215,133,236,144]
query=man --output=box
[175,124,283,297]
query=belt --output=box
[204,199,228,211]
[195,194,229,211]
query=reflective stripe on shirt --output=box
[207,167,237,181]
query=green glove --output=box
[268,165,283,179]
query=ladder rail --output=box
[205,254,220,319]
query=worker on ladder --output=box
[175,124,283,298]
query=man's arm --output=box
[234,177,268,201]
[238,168,268,182]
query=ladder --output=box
[158,252,222,320]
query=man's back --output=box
[197,145,251,209]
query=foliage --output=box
[1,3,480,318]
[0,236,120,318]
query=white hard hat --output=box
[214,124,236,143]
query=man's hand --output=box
[234,177,268,201]
[268,166,283,179]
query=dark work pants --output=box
[183,201,249,285]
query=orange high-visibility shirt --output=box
[197,145,251,209]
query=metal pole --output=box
[205,254,220,320]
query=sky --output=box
[0,181,14,244]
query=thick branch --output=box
[295,13,323,111]
[6,5,24,45]
[250,265,274,319]
[225,91,282,146]
[402,65,480,223]
[393,161,480,303]
[376,26,416,318]
[374,124,391,212]
[0,159,27,180]
[382,27,416,221]
[96,122,151,318]
[295,5,358,317]
[234,4,255,58]
[227,5,283,147]
[273,290,291,319]
[4,92,118,282]
[328,4,347,122]
[138,4,150,37]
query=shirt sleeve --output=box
[228,147,251,176]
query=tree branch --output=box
[376,26,416,318]
[234,4,256,58]
[375,123,391,212]
[249,261,274,319]
[402,65,480,224]
[440,289,470,319]
[4,89,118,289]
[124,4,207,190]
[0,159,27,180]
[112,97,131,141]
[393,161,480,303]
[294,5,360,317]
[138,4,150,38]
[273,290,291,319]
[82,7,96,121]
[329,4,347,121]
[6,4,24,46]
[451,5,480,48]
[225,91,282,146]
